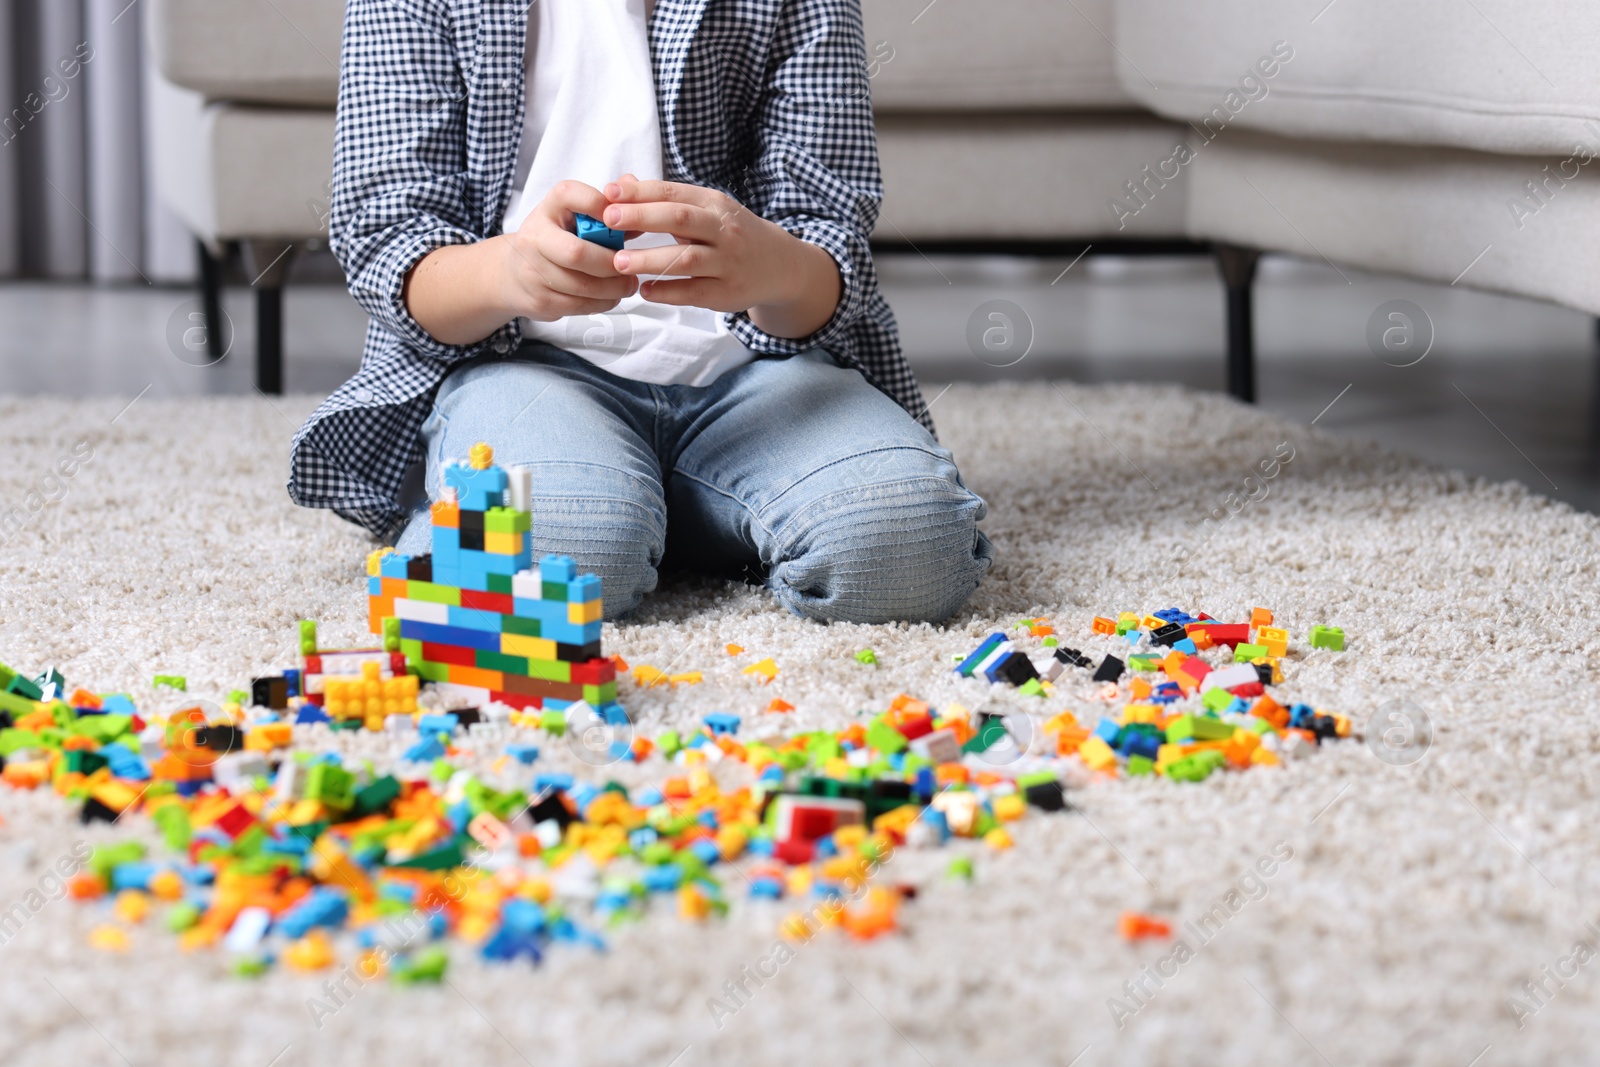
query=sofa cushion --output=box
[875,114,1189,239]
[1184,129,1600,317]
[149,76,335,241]
[1115,0,1600,157]
[863,0,1132,112]
[146,0,344,107]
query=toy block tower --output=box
[365,443,624,723]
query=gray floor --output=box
[2,253,1596,513]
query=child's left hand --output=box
[601,175,842,340]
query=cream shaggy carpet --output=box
[2,384,1598,1067]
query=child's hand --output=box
[601,177,842,340]
[502,181,640,322]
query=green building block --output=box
[233,956,272,977]
[1201,687,1235,713]
[1129,654,1161,671]
[299,619,318,655]
[1042,636,1059,647]
[1309,625,1345,651]
[1165,714,1195,744]
[1192,716,1234,741]
[226,689,250,706]
[1127,754,1155,776]
[1017,678,1045,698]
[540,710,566,736]
[865,718,908,755]
[166,901,202,932]
[392,946,449,984]
[947,856,975,881]
[1234,643,1268,663]
[88,841,148,882]
[305,763,356,812]
[962,717,1009,754]
[382,616,401,653]
[353,775,402,817]
[656,730,682,759]
[152,674,187,691]
[854,648,878,665]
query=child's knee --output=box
[769,484,992,624]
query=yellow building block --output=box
[1257,626,1289,657]
[502,632,557,659]
[567,598,603,624]
[993,794,1027,821]
[1078,736,1119,771]
[485,530,524,556]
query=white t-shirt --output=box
[501,0,751,387]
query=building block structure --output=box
[364,443,624,723]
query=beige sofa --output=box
[145,0,1600,400]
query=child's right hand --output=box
[405,180,640,347]
[501,181,640,322]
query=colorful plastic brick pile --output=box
[0,442,1352,982]
[955,606,1349,778]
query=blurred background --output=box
[1,0,1597,512]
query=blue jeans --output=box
[397,343,993,624]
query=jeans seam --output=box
[669,467,780,551]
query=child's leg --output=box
[662,350,993,624]
[396,351,667,619]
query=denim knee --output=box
[768,481,992,624]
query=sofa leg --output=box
[196,239,227,363]
[1214,244,1261,403]
[243,240,297,395]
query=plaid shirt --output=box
[290,0,927,542]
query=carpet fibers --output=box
[1,384,1598,1067]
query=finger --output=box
[533,218,625,278]
[543,179,612,222]
[537,259,640,300]
[603,177,720,209]
[602,200,723,242]
[613,242,714,279]
[638,278,722,308]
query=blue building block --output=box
[539,555,578,583]
[417,713,460,736]
[432,526,460,564]
[568,574,601,604]
[534,773,574,794]
[279,888,350,939]
[379,552,413,580]
[295,706,330,725]
[575,213,625,251]
[367,575,383,596]
[704,713,741,736]
[507,743,540,764]
[444,463,508,512]
[445,604,506,633]
[399,619,502,652]
[1093,717,1122,745]
[284,669,301,698]
[642,865,683,892]
[955,632,1006,677]
[404,736,446,762]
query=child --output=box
[289,0,992,624]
